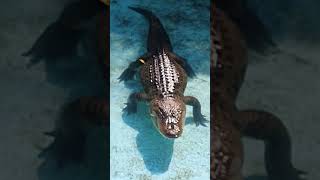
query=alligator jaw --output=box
[150,97,186,139]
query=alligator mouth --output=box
[151,113,182,138]
[162,122,181,138]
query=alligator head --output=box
[150,96,186,138]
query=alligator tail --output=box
[238,110,307,180]
[129,6,172,52]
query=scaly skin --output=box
[211,5,306,180]
[119,7,207,138]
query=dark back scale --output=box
[130,7,187,98]
[211,4,248,180]
[213,8,248,102]
[140,50,187,98]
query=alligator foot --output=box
[39,96,108,167]
[183,96,208,126]
[118,66,138,82]
[194,112,208,127]
[119,55,149,82]
[123,92,149,115]
[23,0,107,68]
[73,96,108,127]
[238,110,307,180]
[23,21,83,68]
[39,100,89,167]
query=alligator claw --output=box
[194,114,208,127]
[23,21,83,68]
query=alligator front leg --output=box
[123,92,150,115]
[40,96,109,167]
[23,0,106,68]
[238,110,306,180]
[183,96,208,126]
[72,96,108,127]
[118,54,150,81]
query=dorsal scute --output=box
[150,50,180,97]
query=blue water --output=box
[110,0,210,179]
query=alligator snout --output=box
[150,97,186,138]
[160,117,182,138]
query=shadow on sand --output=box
[121,101,196,174]
[122,103,174,174]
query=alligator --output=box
[211,5,306,180]
[23,0,109,165]
[119,7,208,138]
[215,0,277,54]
